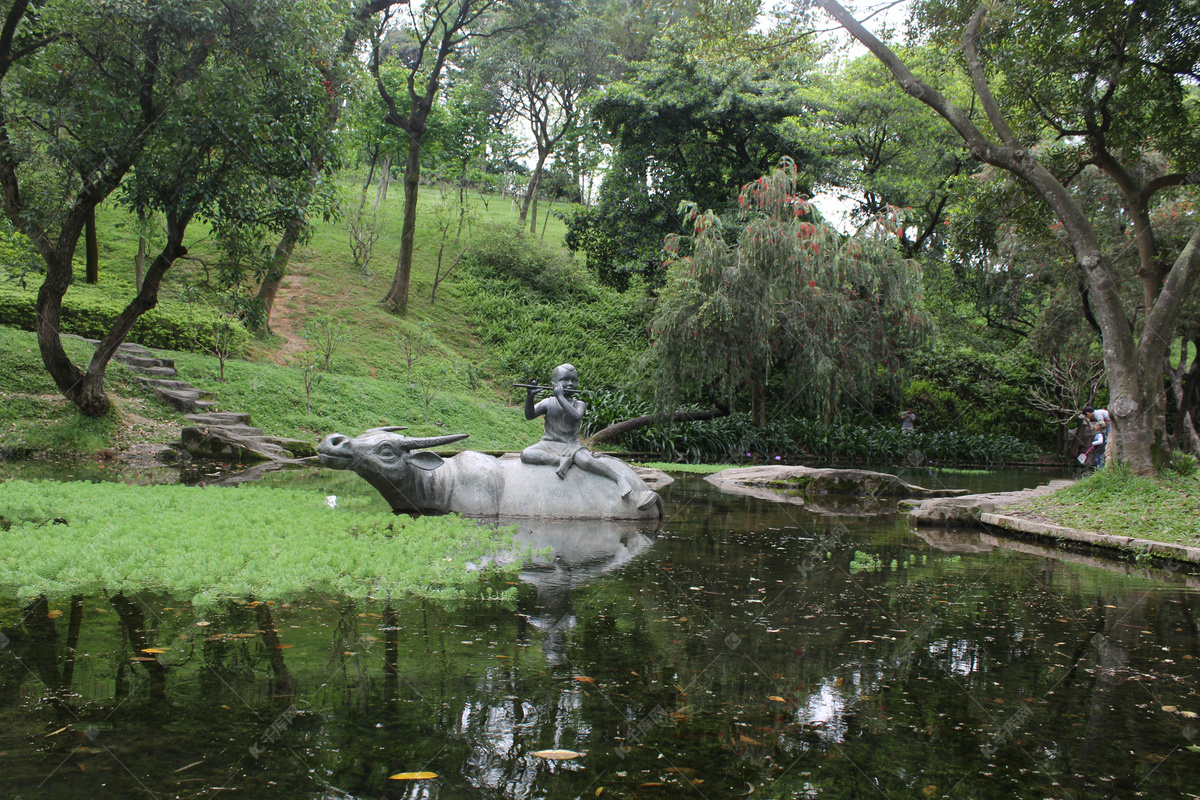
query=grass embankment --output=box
[633,462,734,474]
[0,182,596,454]
[1018,464,1200,548]
[0,479,520,605]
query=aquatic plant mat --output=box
[0,480,519,604]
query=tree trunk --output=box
[253,214,305,334]
[519,151,548,229]
[134,211,147,293]
[373,154,391,211]
[37,214,190,416]
[362,142,380,195]
[383,133,422,314]
[588,407,730,444]
[85,206,99,284]
[540,196,555,239]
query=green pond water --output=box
[2,468,1198,799]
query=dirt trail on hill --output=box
[267,274,313,366]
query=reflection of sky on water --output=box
[798,680,850,743]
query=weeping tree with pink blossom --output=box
[642,158,931,426]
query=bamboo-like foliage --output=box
[645,158,932,422]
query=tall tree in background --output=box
[570,14,819,289]
[370,0,514,314]
[817,0,1200,473]
[482,10,615,233]
[251,0,402,334]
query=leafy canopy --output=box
[644,158,931,421]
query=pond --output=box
[2,468,1198,799]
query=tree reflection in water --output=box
[0,474,1198,799]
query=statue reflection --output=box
[502,518,657,665]
[456,518,657,794]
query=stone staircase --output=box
[110,342,220,413]
[75,336,316,465]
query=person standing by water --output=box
[1082,406,1111,468]
[899,409,916,431]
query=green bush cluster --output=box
[584,390,1039,464]
[0,283,248,354]
[457,225,649,391]
[902,348,1054,448]
[462,224,591,300]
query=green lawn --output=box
[1018,464,1200,547]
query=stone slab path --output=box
[72,336,314,465]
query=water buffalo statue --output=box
[316,427,663,519]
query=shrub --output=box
[581,403,1040,466]
[462,224,591,300]
[0,283,248,354]
[902,348,1054,449]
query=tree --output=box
[251,0,400,334]
[643,159,930,425]
[0,0,340,416]
[369,0,514,314]
[816,0,1200,473]
[571,22,819,289]
[797,49,971,259]
[482,11,615,233]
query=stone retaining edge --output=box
[979,512,1200,565]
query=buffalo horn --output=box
[399,433,470,450]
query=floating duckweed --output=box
[0,480,519,606]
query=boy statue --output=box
[522,363,656,509]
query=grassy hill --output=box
[1,179,636,458]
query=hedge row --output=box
[0,284,247,354]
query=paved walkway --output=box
[909,479,1200,566]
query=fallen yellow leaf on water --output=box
[1163,705,1178,713]
[739,735,761,745]
[495,654,512,658]
[389,771,438,780]
[47,609,64,618]
[131,657,157,662]
[664,767,695,773]
[1181,711,1198,719]
[276,644,295,649]
[768,696,786,702]
[574,676,595,683]
[141,648,166,654]
[195,621,211,627]
[531,749,583,759]
[596,789,604,797]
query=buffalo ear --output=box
[406,451,445,471]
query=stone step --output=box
[261,436,317,459]
[184,411,252,426]
[116,353,176,370]
[128,365,178,378]
[117,342,156,358]
[136,377,209,393]
[155,387,209,412]
[206,424,266,437]
[181,425,290,463]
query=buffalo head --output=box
[318,426,469,486]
